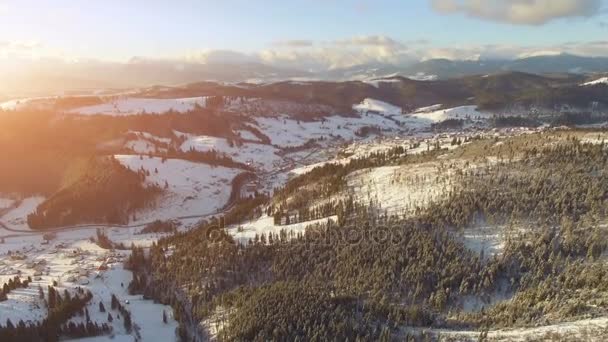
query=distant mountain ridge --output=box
[3,54,608,97]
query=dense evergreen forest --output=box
[118,132,608,341]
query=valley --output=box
[0,75,607,341]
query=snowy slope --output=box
[414,104,443,113]
[362,79,402,88]
[254,113,404,148]
[227,214,337,245]
[0,233,179,341]
[0,197,45,230]
[409,105,489,123]
[236,129,261,142]
[0,97,55,111]
[0,99,29,111]
[115,155,241,222]
[71,97,208,116]
[582,77,608,86]
[0,198,15,210]
[179,135,282,171]
[353,98,402,115]
[124,131,172,154]
[347,162,455,217]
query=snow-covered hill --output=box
[71,97,209,116]
[179,134,282,171]
[115,155,241,222]
[582,77,608,86]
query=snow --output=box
[0,230,179,341]
[0,97,54,111]
[0,98,29,111]
[70,97,208,116]
[405,73,438,81]
[124,131,172,154]
[0,198,15,210]
[128,131,171,144]
[254,112,403,148]
[582,77,608,86]
[1,196,45,230]
[125,140,158,154]
[353,98,402,115]
[407,316,608,341]
[227,214,337,245]
[409,105,489,123]
[179,135,282,171]
[115,155,241,222]
[71,267,178,342]
[347,163,454,217]
[414,104,443,113]
[461,227,507,259]
[363,79,402,88]
[236,129,261,142]
[0,282,46,324]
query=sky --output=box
[1,0,608,68]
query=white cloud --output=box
[256,35,413,70]
[5,35,608,76]
[181,50,260,64]
[430,0,602,25]
[332,35,402,47]
[0,40,44,59]
[272,40,315,48]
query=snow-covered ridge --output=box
[353,98,402,115]
[409,105,488,123]
[70,97,209,116]
[362,78,402,88]
[581,77,608,86]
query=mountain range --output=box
[3,53,608,97]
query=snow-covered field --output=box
[71,97,208,116]
[115,155,241,222]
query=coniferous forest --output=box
[120,132,608,341]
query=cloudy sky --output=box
[1,0,608,69]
